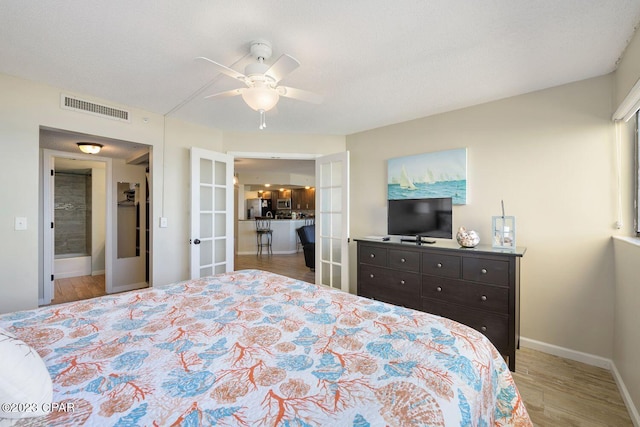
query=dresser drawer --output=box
[422,253,461,278]
[422,299,509,353]
[359,245,387,267]
[462,258,510,286]
[421,276,508,314]
[359,265,421,309]
[389,249,420,272]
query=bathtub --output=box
[54,254,92,279]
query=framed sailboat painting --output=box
[387,148,467,204]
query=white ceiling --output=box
[2,1,639,136]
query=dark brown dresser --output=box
[356,238,525,371]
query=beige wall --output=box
[223,131,345,155]
[0,73,345,313]
[347,74,618,358]
[612,26,640,420]
[615,25,640,110]
[613,238,640,418]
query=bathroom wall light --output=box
[77,142,103,154]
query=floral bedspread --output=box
[0,270,531,426]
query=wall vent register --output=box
[61,94,130,122]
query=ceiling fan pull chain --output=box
[259,109,266,130]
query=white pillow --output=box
[0,327,52,420]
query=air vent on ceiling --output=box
[60,94,130,122]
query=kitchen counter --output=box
[237,219,309,255]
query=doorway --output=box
[231,154,317,279]
[52,157,108,304]
[40,128,151,306]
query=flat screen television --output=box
[387,197,453,239]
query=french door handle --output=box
[193,238,201,245]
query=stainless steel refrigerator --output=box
[246,198,272,218]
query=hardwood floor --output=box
[235,252,315,283]
[50,255,635,426]
[513,347,633,426]
[51,274,106,305]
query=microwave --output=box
[276,198,291,209]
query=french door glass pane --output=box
[200,186,213,211]
[214,213,226,237]
[200,213,212,238]
[200,159,212,184]
[199,240,212,265]
[215,187,226,210]
[214,161,226,185]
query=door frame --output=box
[227,151,320,253]
[42,149,113,305]
[228,151,350,290]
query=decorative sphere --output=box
[456,226,480,248]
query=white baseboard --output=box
[92,269,105,276]
[611,363,640,427]
[520,337,611,369]
[108,281,148,294]
[521,337,639,426]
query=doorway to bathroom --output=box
[40,127,151,306]
[52,157,108,303]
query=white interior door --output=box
[190,147,234,278]
[315,151,350,291]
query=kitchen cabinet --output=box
[292,188,315,210]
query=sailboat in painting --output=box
[399,165,417,190]
[387,148,467,204]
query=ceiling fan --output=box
[198,40,322,129]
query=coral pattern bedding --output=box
[0,270,531,426]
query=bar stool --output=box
[255,217,273,255]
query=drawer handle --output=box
[481,268,488,274]
[436,286,442,292]
[370,274,374,278]
[370,253,375,258]
[400,258,406,263]
[481,326,487,332]
[436,263,443,268]
[400,280,405,285]
[481,295,487,301]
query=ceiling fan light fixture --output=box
[241,86,279,112]
[77,142,103,154]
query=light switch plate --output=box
[15,217,27,230]
[159,217,168,228]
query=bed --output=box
[0,270,531,426]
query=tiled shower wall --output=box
[54,172,92,256]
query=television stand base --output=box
[400,238,436,245]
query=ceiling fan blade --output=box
[278,86,323,104]
[203,88,244,99]
[196,56,247,81]
[265,54,300,83]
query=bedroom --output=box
[1,1,640,425]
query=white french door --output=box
[315,151,350,291]
[190,147,234,278]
